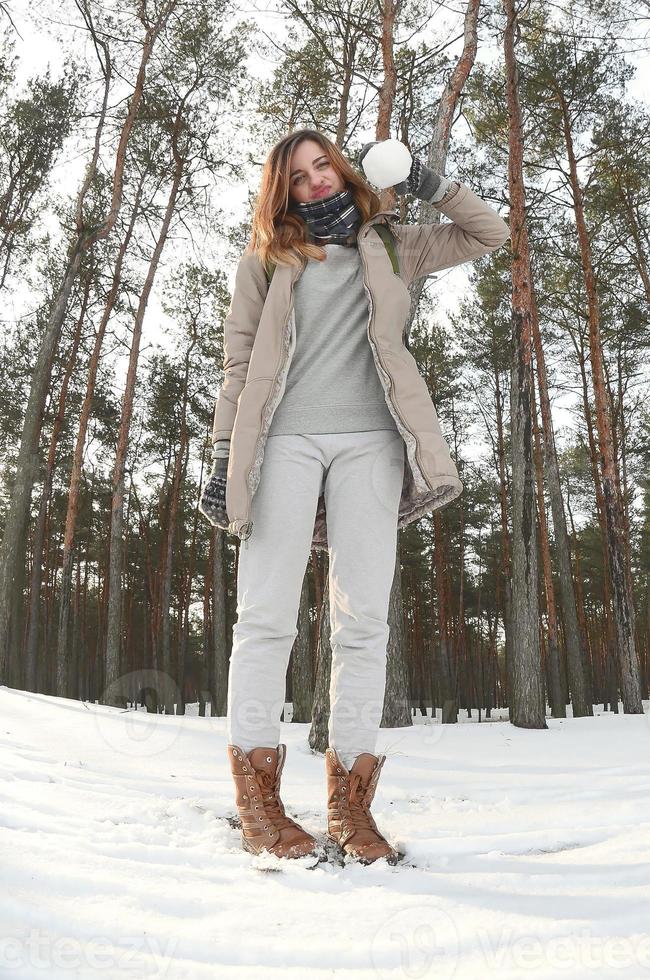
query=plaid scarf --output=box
[288,186,362,246]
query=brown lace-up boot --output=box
[326,746,399,865]
[227,744,318,859]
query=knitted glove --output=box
[394,155,452,203]
[199,440,230,528]
[358,141,451,203]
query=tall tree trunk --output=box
[211,529,229,716]
[309,575,332,753]
[0,245,82,681]
[381,540,411,726]
[291,572,314,723]
[405,0,480,317]
[614,345,634,601]
[531,375,564,717]
[575,340,618,689]
[376,0,398,150]
[25,282,88,692]
[502,0,546,728]
[159,431,189,714]
[104,109,186,706]
[554,88,642,712]
[57,175,146,695]
[201,532,212,718]
[457,503,469,711]
[160,333,195,713]
[475,524,485,717]
[494,365,514,711]
[433,512,457,723]
[530,290,592,715]
[180,438,202,712]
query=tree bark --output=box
[381,540,411,726]
[159,334,195,713]
[502,0,546,728]
[554,86,642,712]
[309,574,332,753]
[433,512,457,723]
[531,375,565,717]
[212,529,229,716]
[24,280,88,693]
[291,571,314,723]
[530,290,593,715]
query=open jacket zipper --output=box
[357,221,434,498]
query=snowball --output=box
[361,139,413,189]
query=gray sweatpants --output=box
[226,429,405,768]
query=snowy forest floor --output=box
[1,686,650,980]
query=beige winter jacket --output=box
[210,180,509,552]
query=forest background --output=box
[0,0,648,734]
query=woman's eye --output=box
[294,161,329,184]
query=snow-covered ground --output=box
[1,685,650,979]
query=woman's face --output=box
[288,139,345,204]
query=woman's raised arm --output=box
[358,141,509,286]
[395,179,510,285]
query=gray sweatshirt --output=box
[266,243,397,437]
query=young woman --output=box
[200,129,509,864]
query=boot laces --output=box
[348,772,375,833]
[256,769,296,833]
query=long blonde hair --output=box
[247,129,382,271]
